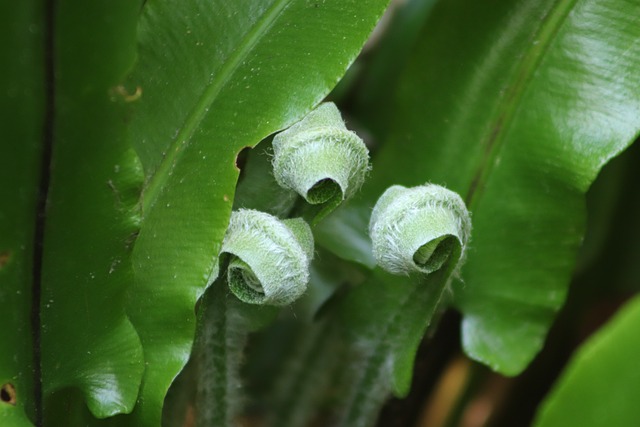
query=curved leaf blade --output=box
[39,0,144,419]
[362,0,640,375]
[457,0,640,374]
[534,295,640,427]
[124,1,390,424]
[314,204,376,269]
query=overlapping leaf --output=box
[2,0,145,425]
[357,0,640,375]
[39,0,144,421]
[123,0,390,424]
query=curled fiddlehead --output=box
[330,185,470,426]
[220,209,314,306]
[369,183,471,275]
[272,102,369,219]
[193,209,314,426]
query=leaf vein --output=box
[465,0,579,206]
[142,0,293,211]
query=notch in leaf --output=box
[220,209,314,306]
[369,184,471,276]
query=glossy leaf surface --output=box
[2,0,144,423]
[123,0,389,424]
[534,294,640,427]
[360,0,640,375]
[40,0,144,420]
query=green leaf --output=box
[40,0,144,420]
[314,204,376,268]
[362,0,640,375]
[2,0,144,424]
[233,140,297,217]
[533,294,640,427]
[123,0,390,424]
[335,269,450,427]
[264,320,344,427]
[0,0,43,424]
[351,0,438,140]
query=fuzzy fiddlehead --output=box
[336,184,471,427]
[219,209,314,306]
[272,102,369,221]
[369,183,471,276]
[193,209,314,427]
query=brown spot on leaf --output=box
[1,383,16,405]
[0,251,11,269]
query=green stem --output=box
[340,342,391,427]
[339,270,452,427]
[266,321,342,427]
[194,279,246,427]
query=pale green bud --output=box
[272,102,369,207]
[369,184,471,275]
[220,209,314,306]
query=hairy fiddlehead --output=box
[194,210,314,426]
[193,103,369,426]
[272,102,369,220]
[335,184,471,427]
[220,209,314,306]
[369,183,471,276]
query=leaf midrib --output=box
[141,0,293,212]
[465,0,578,207]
